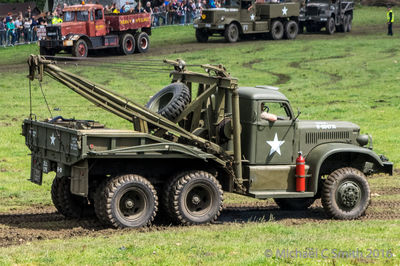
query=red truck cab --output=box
[40,4,152,57]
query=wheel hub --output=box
[337,181,360,208]
[125,199,135,209]
[191,194,201,205]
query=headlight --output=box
[221,16,225,21]
[356,134,369,146]
[201,14,206,20]
[61,36,66,40]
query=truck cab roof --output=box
[63,4,103,12]
[238,86,289,102]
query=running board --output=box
[248,191,315,199]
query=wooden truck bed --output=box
[106,13,151,32]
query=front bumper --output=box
[40,39,74,49]
[299,16,328,23]
[193,23,225,30]
[382,161,394,176]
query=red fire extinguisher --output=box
[296,151,306,192]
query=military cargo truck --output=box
[193,1,300,42]
[299,0,354,34]
[23,55,392,228]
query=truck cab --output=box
[238,86,392,197]
[194,0,300,42]
[299,0,353,34]
[39,4,151,57]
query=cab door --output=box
[87,9,95,36]
[240,0,254,32]
[255,101,296,165]
[94,8,107,36]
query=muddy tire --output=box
[119,33,135,55]
[326,17,335,35]
[96,174,157,228]
[195,28,209,43]
[159,172,186,223]
[224,23,239,43]
[54,176,93,218]
[274,197,315,210]
[284,20,298,40]
[346,15,352,32]
[146,82,190,121]
[270,20,284,40]
[322,167,370,220]
[169,171,223,225]
[51,177,64,215]
[72,39,88,57]
[135,32,149,53]
[94,179,111,225]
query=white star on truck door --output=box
[266,133,285,156]
[282,6,288,16]
[250,14,255,21]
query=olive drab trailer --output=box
[193,1,300,42]
[23,55,393,228]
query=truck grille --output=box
[306,7,319,16]
[305,131,350,144]
[201,11,214,23]
[46,26,60,40]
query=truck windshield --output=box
[63,11,75,22]
[77,11,89,21]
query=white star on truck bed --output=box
[267,133,285,156]
[282,6,288,16]
[50,133,56,145]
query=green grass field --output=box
[0,6,399,265]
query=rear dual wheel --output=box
[94,174,158,228]
[163,171,223,225]
[119,33,135,55]
[51,176,93,218]
[135,32,150,53]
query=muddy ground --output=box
[0,184,399,248]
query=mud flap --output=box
[30,156,43,185]
[70,160,88,196]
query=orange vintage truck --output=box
[39,4,152,57]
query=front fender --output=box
[306,143,391,193]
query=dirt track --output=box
[1,184,399,248]
[0,24,386,74]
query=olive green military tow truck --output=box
[193,0,300,42]
[23,55,392,228]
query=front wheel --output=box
[72,39,88,57]
[169,171,223,225]
[195,29,209,43]
[224,23,239,43]
[346,15,352,32]
[322,167,370,220]
[326,17,335,35]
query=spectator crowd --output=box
[0,0,224,47]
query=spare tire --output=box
[146,83,190,121]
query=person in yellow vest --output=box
[387,6,394,36]
[51,11,63,25]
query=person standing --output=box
[387,6,394,36]
[0,18,6,46]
